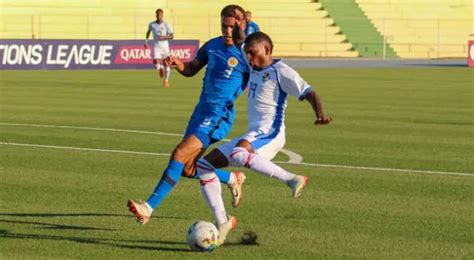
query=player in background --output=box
[244,11,260,36]
[145,8,173,87]
[195,31,332,244]
[128,5,249,244]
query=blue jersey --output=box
[185,36,249,146]
[244,21,260,36]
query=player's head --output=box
[245,11,252,23]
[220,5,245,46]
[155,9,164,21]
[244,31,274,70]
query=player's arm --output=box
[164,56,205,77]
[158,32,174,41]
[280,67,332,125]
[159,23,174,41]
[303,90,332,125]
[145,29,151,48]
[158,35,173,41]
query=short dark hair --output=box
[220,4,245,18]
[156,9,163,14]
[245,31,274,53]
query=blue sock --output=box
[146,160,184,209]
[192,168,231,185]
[215,168,231,184]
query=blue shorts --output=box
[184,112,233,148]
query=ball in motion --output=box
[186,221,219,252]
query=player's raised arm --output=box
[232,11,246,46]
[304,90,332,125]
[164,56,205,77]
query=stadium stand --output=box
[355,0,473,58]
[0,0,358,57]
[317,0,398,58]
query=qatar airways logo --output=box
[116,45,195,64]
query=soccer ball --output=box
[186,221,219,252]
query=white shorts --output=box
[217,129,286,161]
[153,45,170,60]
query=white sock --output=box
[228,172,236,186]
[230,147,295,183]
[144,202,153,214]
[197,159,228,226]
[164,65,171,80]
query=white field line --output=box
[1,122,472,177]
[1,142,472,178]
[273,161,473,177]
[0,122,302,163]
[0,142,170,157]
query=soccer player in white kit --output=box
[195,31,332,244]
[145,8,173,87]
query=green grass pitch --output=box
[0,68,473,258]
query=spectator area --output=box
[0,0,358,57]
[355,0,473,58]
[318,0,398,58]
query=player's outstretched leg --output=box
[127,160,184,224]
[287,175,309,198]
[230,147,308,198]
[127,199,153,224]
[217,215,237,246]
[195,168,246,208]
[197,158,238,244]
[227,171,246,208]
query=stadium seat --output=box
[355,0,473,58]
[0,0,359,57]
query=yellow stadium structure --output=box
[355,0,473,58]
[0,0,358,57]
[2,0,471,58]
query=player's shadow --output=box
[0,212,185,220]
[0,212,191,252]
[0,229,191,252]
[0,219,115,231]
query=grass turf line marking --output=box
[274,161,473,177]
[0,122,303,163]
[0,142,169,157]
[1,141,472,177]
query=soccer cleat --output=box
[159,68,164,78]
[287,175,309,198]
[127,199,152,225]
[163,80,170,88]
[228,171,246,208]
[217,215,237,246]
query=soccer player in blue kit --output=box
[128,5,249,242]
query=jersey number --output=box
[248,82,258,99]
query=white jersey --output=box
[148,20,173,49]
[246,59,312,134]
[217,59,312,161]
